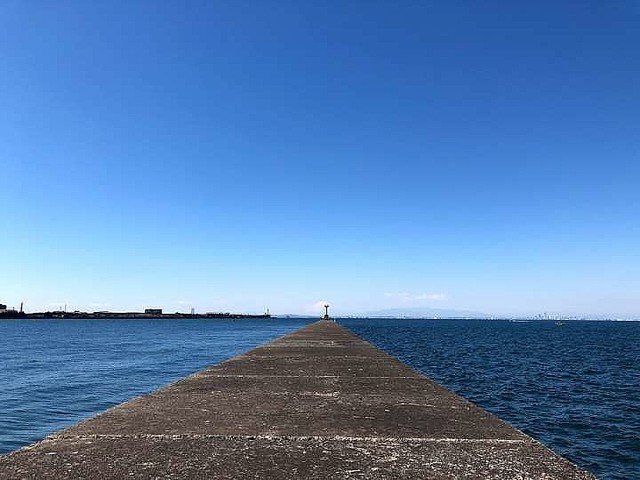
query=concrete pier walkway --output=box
[0,321,595,479]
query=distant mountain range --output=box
[361,307,488,318]
[277,307,488,319]
[276,308,637,320]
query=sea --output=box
[1,318,638,480]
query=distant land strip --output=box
[0,311,271,320]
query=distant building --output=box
[145,308,162,315]
[0,304,6,311]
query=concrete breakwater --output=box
[0,321,595,479]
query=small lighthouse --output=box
[322,304,333,322]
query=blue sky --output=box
[2,1,639,317]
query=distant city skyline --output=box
[2,2,639,319]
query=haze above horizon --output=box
[2,1,639,319]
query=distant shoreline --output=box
[0,311,271,320]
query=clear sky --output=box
[2,1,639,317]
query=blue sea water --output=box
[0,318,638,479]
[342,318,640,480]
[0,318,312,455]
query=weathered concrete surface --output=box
[0,321,595,479]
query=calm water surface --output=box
[343,318,640,480]
[0,318,311,454]
[1,318,638,480]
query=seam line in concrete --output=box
[197,374,422,379]
[50,434,529,444]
